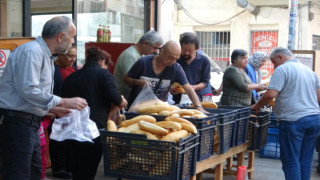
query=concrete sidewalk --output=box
[46,151,320,180]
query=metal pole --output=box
[288,0,298,50]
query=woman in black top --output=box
[61,47,127,180]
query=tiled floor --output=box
[46,151,320,180]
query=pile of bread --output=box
[132,99,218,118]
[107,115,197,142]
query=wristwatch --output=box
[195,105,202,108]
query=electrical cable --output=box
[174,0,246,25]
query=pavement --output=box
[46,151,320,180]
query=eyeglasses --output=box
[66,54,77,59]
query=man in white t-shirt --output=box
[251,47,320,180]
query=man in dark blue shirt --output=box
[124,40,205,112]
[174,32,210,103]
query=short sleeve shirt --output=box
[268,59,320,121]
[128,55,189,101]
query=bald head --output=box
[158,40,181,67]
[162,40,181,55]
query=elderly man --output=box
[124,40,205,112]
[251,47,320,180]
[0,16,87,180]
[114,30,163,100]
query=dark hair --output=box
[179,32,199,49]
[86,47,112,66]
[42,16,73,38]
[231,49,248,64]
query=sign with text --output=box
[0,49,10,77]
[251,31,278,81]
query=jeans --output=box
[0,114,41,180]
[279,114,320,180]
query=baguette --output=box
[159,111,170,116]
[120,115,156,127]
[120,123,140,133]
[190,102,218,109]
[171,109,194,116]
[180,123,197,134]
[161,130,189,142]
[107,120,117,131]
[169,105,181,111]
[137,104,172,114]
[170,113,180,117]
[138,120,169,135]
[131,129,159,140]
[154,121,182,131]
[164,116,193,125]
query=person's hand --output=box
[257,84,267,91]
[196,106,209,114]
[60,97,87,110]
[119,96,128,109]
[44,112,56,120]
[49,107,72,118]
[251,103,260,114]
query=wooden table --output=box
[189,143,255,180]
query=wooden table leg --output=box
[215,163,223,180]
[237,151,245,167]
[247,151,255,179]
[226,157,233,170]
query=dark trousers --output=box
[49,139,70,173]
[0,113,41,180]
[66,137,103,180]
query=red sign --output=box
[0,50,7,67]
[251,31,278,81]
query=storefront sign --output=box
[251,31,278,82]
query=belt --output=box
[0,108,42,122]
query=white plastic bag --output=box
[50,106,100,143]
[128,83,160,112]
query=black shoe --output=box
[53,170,72,179]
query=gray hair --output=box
[42,16,73,39]
[269,47,293,58]
[138,30,163,45]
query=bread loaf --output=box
[171,109,194,116]
[138,120,169,135]
[180,123,197,134]
[119,123,140,133]
[190,102,218,109]
[164,116,193,125]
[120,115,156,127]
[107,120,117,131]
[170,113,180,117]
[170,82,186,94]
[154,121,182,131]
[159,111,170,116]
[137,104,172,114]
[161,130,189,142]
[131,129,159,140]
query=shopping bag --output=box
[50,106,99,143]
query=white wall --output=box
[160,0,320,53]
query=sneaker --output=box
[52,170,72,179]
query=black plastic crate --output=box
[217,106,250,148]
[100,130,199,180]
[218,105,250,119]
[205,109,236,154]
[259,128,280,159]
[125,112,218,162]
[248,112,270,151]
